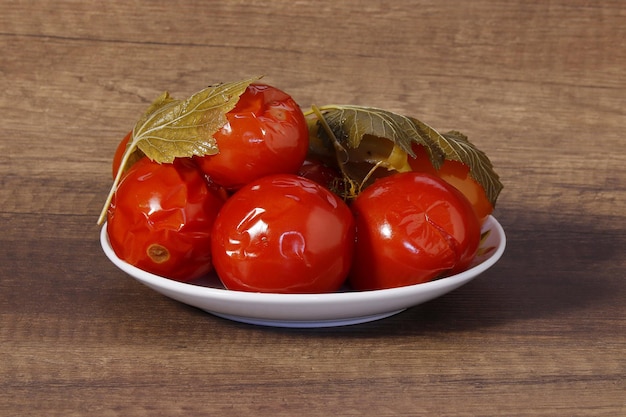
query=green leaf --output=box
[317,105,444,163]
[310,105,502,206]
[437,129,503,209]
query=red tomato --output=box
[297,157,343,191]
[436,161,493,224]
[349,172,481,291]
[107,157,226,282]
[194,83,309,190]
[211,174,355,293]
[409,144,493,223]
[112,130,132,179]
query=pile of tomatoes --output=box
[106,83,493,293]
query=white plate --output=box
[100,216,506,328]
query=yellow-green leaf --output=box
[133,76,261,163]
[97,76,261,225]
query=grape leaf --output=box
[311,105,503,206]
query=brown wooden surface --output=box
[1,1,624,415]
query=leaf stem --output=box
[310,105,358,199]
[360,160,385,189]
[302,104,341,117]
[96,140,139,225]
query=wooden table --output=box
[1,1,624,415]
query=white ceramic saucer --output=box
[101,216,505,328]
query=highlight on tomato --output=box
[349,172,481,291]
[194,83,309,190]
[100,78,503,296]
[210,174,355,294]
[106,157,226,282]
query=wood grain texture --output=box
[1,1,624,416]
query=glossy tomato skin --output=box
[195,83,309,190]
[349,172,481,291]
[435,160,493,224]
[409,144,493,223]
[297,157,343,192]
[211,174,355,294]
[107,157,226,282]
[112,130,132,179]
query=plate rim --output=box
[100,215,506,326]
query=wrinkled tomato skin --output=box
[107,157,226,282]
[349,172,481,291]
[195,83,309,190]
[211,174,355,294]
